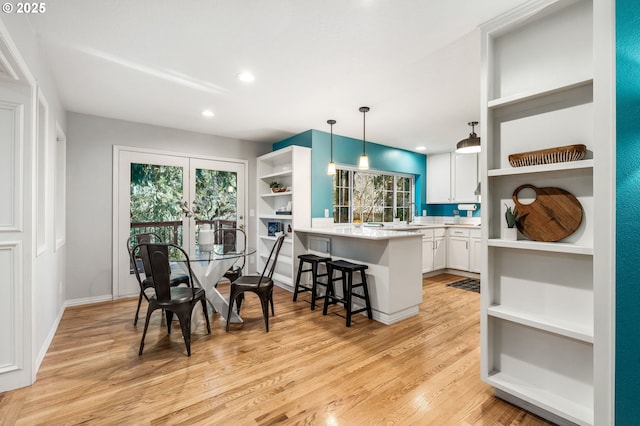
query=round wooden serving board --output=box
[512,184,583,242]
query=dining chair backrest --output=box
[127,232,163,277]
[133,242,195,302]
[258,233,286,287]
[213,227,247,263]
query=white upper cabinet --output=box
[427,153,452,203]
[427,152,478,204]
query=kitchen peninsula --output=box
[293,226,422,325]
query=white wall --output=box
[66,112,271,302]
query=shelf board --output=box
[261,191,292,197]
[259,170,292,180]
[488,159,593,177]
[487,78,593,109]
[486,371,593,426]
[488,238,593,255]
[259,235,293,243]
[259,214,292,220]
[488,305,593,343]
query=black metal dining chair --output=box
[132,242,210,356]
[127,232,190,325]
[226,233,285,332]
[213,227,247,285]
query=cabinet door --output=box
[433,236,447,270]
[469,237,481,273]
[453,153,478,203]
[447,237,469,271]
[422,237,434,273]
[427,153,451,203]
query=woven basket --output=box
[508,144,586,167]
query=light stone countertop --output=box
[295,223,481,240]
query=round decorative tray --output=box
[508,144,586,167]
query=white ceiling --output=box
[28,0,528,153]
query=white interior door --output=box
[0,51,36,391]
[115,148,246,298]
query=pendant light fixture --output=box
[327,119,336,175]
[455,121,481,153]
[358,106,370,170]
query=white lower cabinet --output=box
[433,230,447,270]
[469,229,481,273]
[421,230,434,273]
[420,228,446,273]
[447,228,470,271]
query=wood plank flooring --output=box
[0,274,554,425]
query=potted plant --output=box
[270,181,285,193]
[503,203,519,240]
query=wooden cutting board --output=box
[512,184,583,242]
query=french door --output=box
[114,147,246,298]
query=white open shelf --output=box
[259,214,293,220]
[488,305,593,343]
[488,159,594,177]
[260,191,293,197]
[259,170,292,180]
[487,238,593,255]
[487,78,593,109]
[487,372,593,426]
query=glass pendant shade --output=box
[327,161,336,175]
[358,154,369,170]
[358,106,370,170]
[455,121,481,153]
[327,119,336,175]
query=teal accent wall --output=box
[616,0,640,422]
[427,203,481,218]
[274,130,426,218]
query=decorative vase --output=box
[199,227,214,252]
[503,227,518,241]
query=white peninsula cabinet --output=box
[479,1,614,425]
[427,152,478,204]
[256,146,311,288]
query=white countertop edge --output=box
[294,226,422,240]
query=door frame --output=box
[111,145,249,299]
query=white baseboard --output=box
[65,294,114,307]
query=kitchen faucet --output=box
[407,201,415,224]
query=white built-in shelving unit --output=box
[479,0,614,425]
[256,146,311,288]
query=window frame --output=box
[333,166,415,224]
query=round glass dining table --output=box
[175,245,256,324]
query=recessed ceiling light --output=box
[237,72,255,83]
[202,109,215,118]
[416,146,426,151]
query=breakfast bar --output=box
[293,226,423,325]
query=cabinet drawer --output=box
[418,229,434,238]
[434,227,446,237]
[448,228,470,237]
[470,229,481,239]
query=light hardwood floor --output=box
[0,274,554,425]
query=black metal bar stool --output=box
[293,254,332,310]
[323,259,373,327]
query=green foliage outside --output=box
[333,169,413,223]
[129,163,237,243]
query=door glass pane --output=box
[130,163,184,244]
[193,168,238,249]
